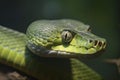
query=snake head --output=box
[26,19,106,57]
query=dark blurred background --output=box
[0,0,119,80]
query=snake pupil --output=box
[61,30,73,43]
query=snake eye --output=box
[61,30,73,43]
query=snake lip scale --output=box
[27,41,105,58]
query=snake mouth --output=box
[51,43,106,55]
[27,40,106,58]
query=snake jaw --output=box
[27,36,106,57]
[26,32,106,57]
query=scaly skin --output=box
[0,19,105,80]
[0,26,103,80]
[26,19,106,57]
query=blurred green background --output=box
[0,0,119,80]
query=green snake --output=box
[0,19,106,80]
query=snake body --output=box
[0,19,106,80]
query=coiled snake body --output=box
[0,19,106,80]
